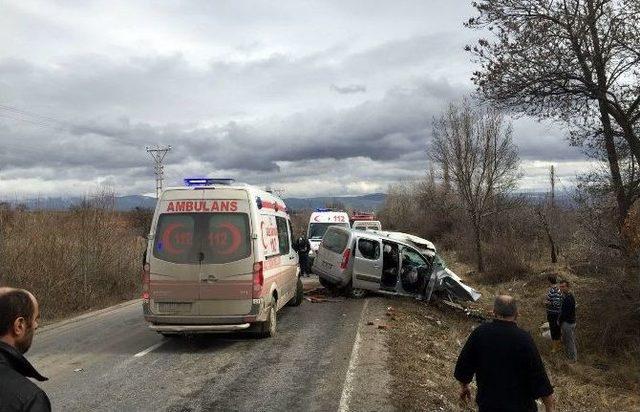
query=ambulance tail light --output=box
[142,263,150,302]
[340,248,351,270]
[253,262,264,298]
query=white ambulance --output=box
[142,178,303,338]
[306,208,351,266]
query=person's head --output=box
[559,280,570,294]
[0,288,40,354]
[547,274,558,285]
[493,295,518,321]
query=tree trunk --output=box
[586,0,631,231]
[597,100,630,230]
[472,217,484,272]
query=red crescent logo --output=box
[162,223,186,255]
[314,215,320,222]
[216,222,242,255]
[260,221,268,249]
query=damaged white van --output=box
[312,227,481,302]
[142,178,303,338]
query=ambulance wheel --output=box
[288,278,304,307]
[256,305,277,338]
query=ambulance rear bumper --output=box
[149,323,250,333]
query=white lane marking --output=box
[134,341,165,358]
[338,299,369,412]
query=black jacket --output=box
[454,320,553,412]
[558,292,576,324]
[297,238,311,254]
[0,341,51,412]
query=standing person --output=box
[454,295,555,412]
[297,235,311,277]
[558,280,577,361]
[0,287,51,411]
[545,275,563,353]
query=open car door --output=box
[352,237,383,291]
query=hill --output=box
[0,193,387,212]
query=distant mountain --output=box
[283,193,386,211]
[517,191,575,207]
[2,195,157,211]
[1,193,386,212]
[115,195,157,210]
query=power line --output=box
[0,103,132,145]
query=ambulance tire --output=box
[256,304,277,338]
[288,277,304,307]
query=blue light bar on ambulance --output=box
[315,208,333,212]
[183,178,235,187]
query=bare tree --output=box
[466,0,640,229]
[430,100,520,272]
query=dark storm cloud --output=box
[0,0,592,196]
[331,84,367,94]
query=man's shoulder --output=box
[0,365,49,408]
[475,321,532,339]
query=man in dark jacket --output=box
[297,236,311,277]
[454,295,555,412]
[0,288,51,412]
[558,280,577,361]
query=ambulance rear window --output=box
[153,213,251,264]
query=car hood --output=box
[435,268,481,302]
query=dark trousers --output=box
[547,312,561,340]
[299,253,309,274]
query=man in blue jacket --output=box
[0,288,50,412]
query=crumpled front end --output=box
[433,268,481,302]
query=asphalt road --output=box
[27,294,368,412]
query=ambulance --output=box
[306,208,351,267]
[142,178,303,338]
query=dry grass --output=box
[0,206,145,320]
[388,264,640,412]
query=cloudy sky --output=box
[0,0,591,198]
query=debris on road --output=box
[73,368,83,373]
[304,287,345,303]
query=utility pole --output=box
[550,165,556,208]
[146,145,172,198]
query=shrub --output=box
[0,206,144,319]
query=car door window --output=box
[401,247,428,268]
[357,238,380,260]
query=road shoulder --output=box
[342,296,395,412]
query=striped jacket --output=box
[546,286,563,314]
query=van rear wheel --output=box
[344,281,367,299]
[255,305,277,338]
[319,276,336,290]
[288,277,304,307]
